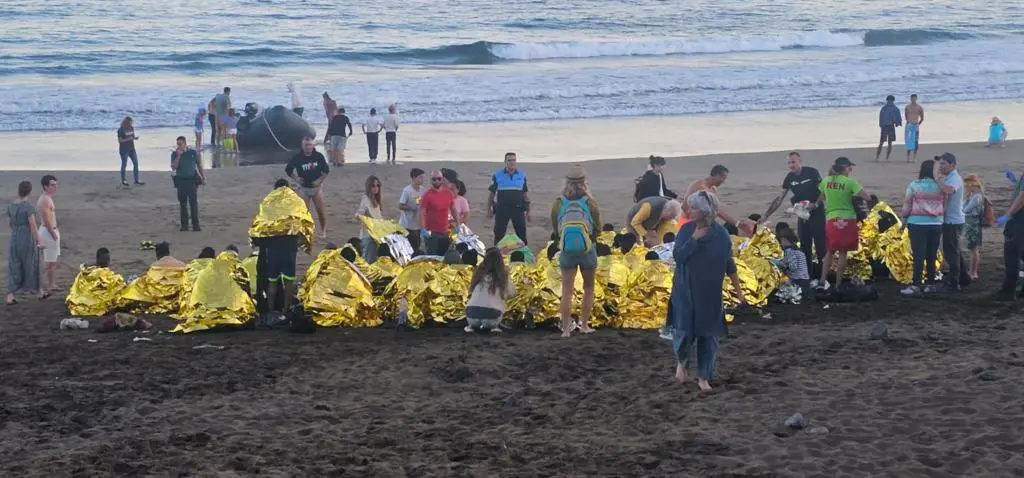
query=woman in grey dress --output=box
[7,181,42,305]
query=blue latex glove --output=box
[1005,169,1017,185]
[997,214,1010,226]
[420,229,429,239]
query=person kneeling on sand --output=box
[465,247,515,333]
[988,117,1008,148]
[153,242,186,268]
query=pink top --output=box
[453,196,470,224]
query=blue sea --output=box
[0,0,1022,132]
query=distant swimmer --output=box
[905,94,924,163]
[875,95,902,162]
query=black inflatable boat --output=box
[236,104,316,152]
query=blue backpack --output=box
[558,197,594,253]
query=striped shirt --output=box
[902,179,945,226]
[781,246,810,281]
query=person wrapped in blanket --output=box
[774,224,811,296]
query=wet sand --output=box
[1,135,1024,475]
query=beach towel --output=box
[905,123,919,152]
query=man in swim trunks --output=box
[905,94,924,163]
[37,174,60,298]
[325,107,353,166]
[214,87,231,145]
[285,136,330,238]
[682,164,738,226]
[875,95,902,162]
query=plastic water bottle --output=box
[397,297,409,328]
[60,318,90,330]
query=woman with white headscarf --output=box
[666,191,745,392]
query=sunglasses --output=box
[371,183,381,188]
[431,178,443,182]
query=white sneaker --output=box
[815,280,831,292]
[658,328,673,340]
[463,325,474,333]
[900,285,921,296]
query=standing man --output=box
[171,135,205,232]
[816,157,871,291]
[325,107,353,166]
[383,104,400,164]
[37,174,59,298]
[207,97,218,147]
[762,152,825,273]
[875,95,902,162]
[214,87,232,145]
[399,168,425,252]
[322,92,338,122]
[487,152,531,245]
[419,170,458,255]
[287,82,304,117]
[682,165,737,225]
[905,94,924,163]
[936,153,970,291]
[995,172,1024,300]
[285,137,330,239]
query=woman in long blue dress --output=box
[7,181,42,305]
[667,191,745,392]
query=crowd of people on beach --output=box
[6,89,1019,391]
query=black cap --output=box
[935,152,956,165]
[834,157,855,168]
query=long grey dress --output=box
[7,201,39,294]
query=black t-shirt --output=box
[326,114,353,137]
[783,166,822,204]
[171,148,199,179]
[117,126,135,152]
[285,151,330,187]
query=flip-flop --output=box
[4,299,17,306]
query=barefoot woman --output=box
[668,191,745,391]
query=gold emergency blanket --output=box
[118,264,186,314]
[416,264,474,325]
[621,260,672,329]
[383,258,444,327]
[241,253,258,294]
[248,186,315,252]
[300,249,378,327]
[172,255,256,333]
[731,227,785,307]
[358,216,407,242]
[65,266,127,316]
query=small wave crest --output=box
[861,28,982,46]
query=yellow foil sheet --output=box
[419,264,474,325]
[65,265,127,317]
[118,264,186,315]
[358,216,407,243]
[384,258,444,327]
[172,255,257,333]
[248,186,315,252]
[300,249,378,327]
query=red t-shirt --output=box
[420,187,454,234]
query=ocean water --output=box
[0,0,1022,132]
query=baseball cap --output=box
[935,152,957,165]
[833,157,855,168]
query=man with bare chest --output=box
[37,175,60,297]
[904,94,924,162]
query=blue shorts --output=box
[558,248,598,271]
[265,242,298,282]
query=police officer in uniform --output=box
[487,152,531,245]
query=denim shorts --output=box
[558,248,598,271]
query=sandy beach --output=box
[2,133,1024,475]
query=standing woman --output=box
[634,155,678,202]
[551,165,600,337]
[452,179,470,226]
[356,175,384,263]
[362,108,383,164]
[899,159,944,295]
[667,191,746,392]
[6,181,43,305]
[116,116,144,187]
[383,104,400,164]
[962,174,986,279]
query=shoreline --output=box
[0,99,1019,171]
